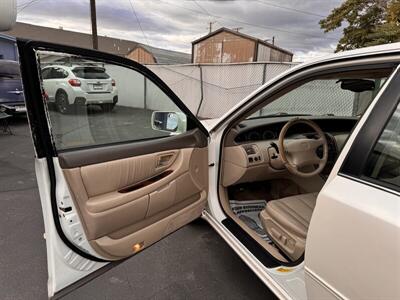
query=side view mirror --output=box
[151,111,187,135]
[0,0,17,31]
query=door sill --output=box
[202,211,292,300]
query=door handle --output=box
[156,154,174,168]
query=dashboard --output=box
[222,116,358,187]
[234,117,358,144]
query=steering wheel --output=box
[278,118,328,178]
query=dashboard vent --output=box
[243,145,256,155]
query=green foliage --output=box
[320,0,400,52]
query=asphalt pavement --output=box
[0,117,277,300]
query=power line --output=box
[192,0,212,17]
[191,0,326,18]
[255,0,326,18]
[161,0,337,41]
[17,0,42,13]
[207,21,216,33]
[127,0,150,46]
[17,0,38,7]
[192,0,218,33]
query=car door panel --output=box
[17,39,209,296]
[57,128,207,168]
[305,65,400,300]
[306,176,400,300]
[62,145,208,260]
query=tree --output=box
[320,0,400,52]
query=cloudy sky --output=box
[16,0,344,61]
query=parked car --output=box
[41,65,118,113]
[0,60,25,115]
[17,40,400,300]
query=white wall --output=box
[149,62,296,119]
[105,64,145,108]
[104,62,297,119]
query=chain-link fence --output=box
[147,62,296,119]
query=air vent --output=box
[243,145,256,155]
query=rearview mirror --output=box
[338,79,375,93]
[0,0,17,31]
[151,111,187,135]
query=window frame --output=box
[18,40,208,158]
[45,62,191,151]
[340,66,400,194]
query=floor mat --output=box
[229,200,273,244]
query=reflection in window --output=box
[36,51,187,150]
[364,103,400,190]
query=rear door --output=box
[0,60,24,107]
[305,66,400,299]
[18,40,209,298]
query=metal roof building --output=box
[192,27,293,63]
[126,45,191,65]
[4,22,191,64]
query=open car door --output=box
[17,40,209,298]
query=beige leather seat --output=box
[260,193,317,261]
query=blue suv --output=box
[0,60,25,116]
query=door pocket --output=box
[147,180,177,217]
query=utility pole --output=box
[232,27,243,32]
[90,0,98,50]
[208,21,216,33]
[264,36,276,45]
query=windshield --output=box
[248,76,388,119]
[72,66,110,79]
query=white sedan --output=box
[17,40,400,300]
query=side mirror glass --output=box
[0,0,17,31]
[151,111,187,135]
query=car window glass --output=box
[72,67,110,79]
[41,68,52,79]
[248,71,390,119]
[0,61,20,78]
[363,102,400,190]
[37,50,188,151]
[52,68,68,79]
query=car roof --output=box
[42,64,103,69]
[71,65,106,69]
[42,65,68,69]
[293,42,400,71]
